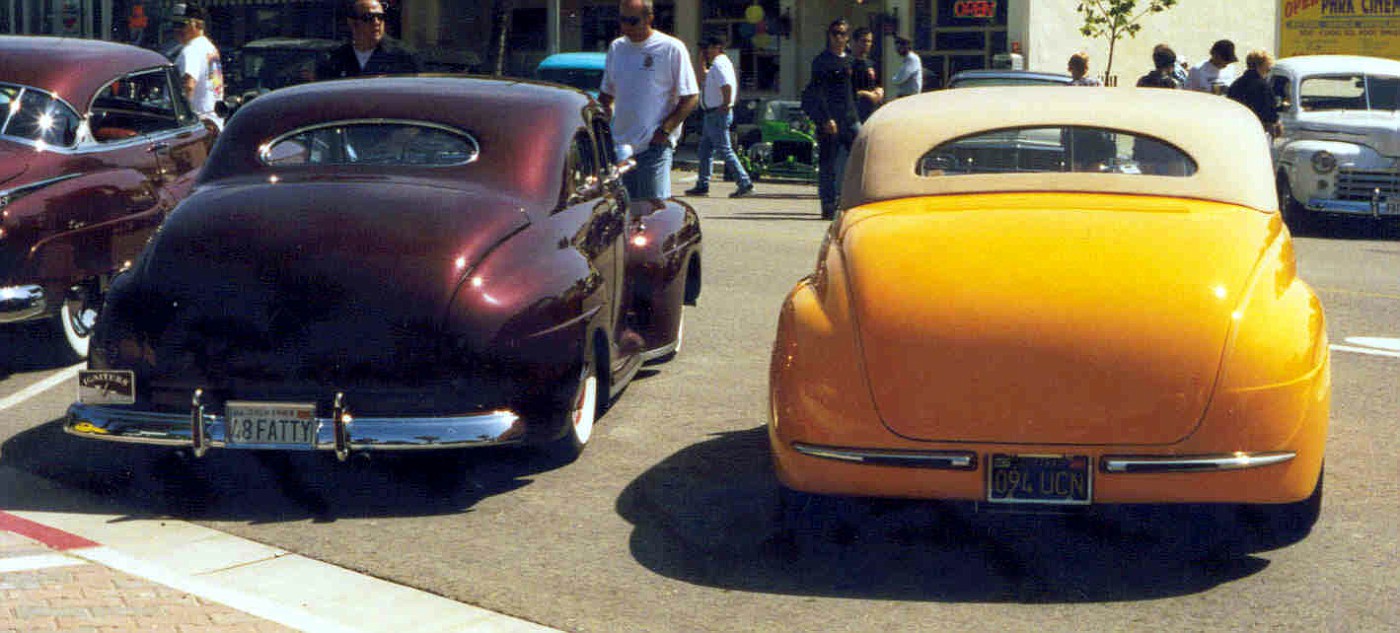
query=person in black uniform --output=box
[1228,49,1283,138]
[806,18,861,220]
[319,0,423,79]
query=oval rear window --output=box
[918,126,1197,177]
[260,120,479,167]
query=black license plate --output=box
[987,454,1092,505]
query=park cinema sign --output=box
[1280,0,1400,59]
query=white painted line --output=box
[74,545,359,633]
[8,507,562,633]
[0,364,82,412]
[0,553,88,573]
[1344,337,1400,352]
[1330,344,1400,359]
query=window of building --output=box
[700,0,782,93]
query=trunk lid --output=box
[843,193,1275,446]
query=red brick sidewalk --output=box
[1,530,293,633]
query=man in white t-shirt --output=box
[684,36,753,198]
[1186,39,1238,95]
[892,36,923,98]
[599,0,699,201]
[173,3,224,129]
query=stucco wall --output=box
[1021,0,1277,85]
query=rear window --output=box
[260,121,480,167]
[918,126,1197,177]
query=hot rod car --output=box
[0,36,215,361]
[770,87,1328,551]
[66,76,701,463]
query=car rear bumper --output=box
[0,284,46,324]
[66,402,527,459]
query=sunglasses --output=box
[830,30,849,37]
[620,14,647,26]
[353,12,386,23]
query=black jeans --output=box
[817,122,860,213]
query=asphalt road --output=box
[2,178,1397,632]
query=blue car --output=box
[535,52,606,98]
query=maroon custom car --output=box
[0,36,216,360]
[65,75,702,463]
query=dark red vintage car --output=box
[0,36,216,360]
[65,75,701,463]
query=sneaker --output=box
[729,182,755,198]
[683,186,709,196]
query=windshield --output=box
[239,49,326,93]
[536,68,604,94]
[1299,74,1400,112]
[0,83,81,147]
[919,126,1197,177]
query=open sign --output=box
[954,0,997,19]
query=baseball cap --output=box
[172,3,207,24]
[1210,39,1238,63]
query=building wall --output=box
[1019,0,1278,84]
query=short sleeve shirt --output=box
[702,53,738,109]
[1186,60,1237,93]
[601,31,699,151]
[176,35,224,115]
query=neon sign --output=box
[954,0,998,19]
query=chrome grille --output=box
[1336,168,1400,201]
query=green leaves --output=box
[1074,0,1178,79]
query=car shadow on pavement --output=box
[1293,217,1400,241]
[617,427,1270,603]
[0,322,79,378]
[708,212,829,222]
[0,417,570,524]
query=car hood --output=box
[133,177,530,387]
[1292,110,1400,157]
[841,193,1275,446]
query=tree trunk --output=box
[488,0,515,76]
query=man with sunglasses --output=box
[320,0,422,79]
[599,0,699,201]
[806,18,860,220]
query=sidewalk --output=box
[0,467,560,633]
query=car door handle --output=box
[149,142,171,153]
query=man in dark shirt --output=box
[849,27,883,123]
[807,18,860,220]
[319,0,423,79]
[1137,44,1181,89]
[1228,49,1282,137]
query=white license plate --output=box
[1387,197,1400,215]
[225,401,318,446]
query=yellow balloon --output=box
[745,5,765,24]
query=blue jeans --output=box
[818,122,860,211]
[623,143,674,201]
[696,109,750,189]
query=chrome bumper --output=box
[0,284,46,324]
[1100,451,1294,473]
[66,402,527,459]
[1308,197,1400,218]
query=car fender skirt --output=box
[65,403,527,453]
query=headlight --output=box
[1311,150,1337,173]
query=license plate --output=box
[224,401,318,446]
[987,454,1092,505]
[1387,197,1399,215]
[77,370,135,405]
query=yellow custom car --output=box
[769,87,1329,550]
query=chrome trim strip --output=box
[66,403,527,454]
[0,285,46,324]
[640,337,679,363]
[1100,451,1295,474]
[793,443,977,470]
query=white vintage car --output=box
[1272,55,1400,231]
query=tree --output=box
[486,0,516,76]
[1076,0,1178,82]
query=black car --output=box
[224,37,341,113]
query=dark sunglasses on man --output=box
[619,14,645,26]
[354,12,385,23]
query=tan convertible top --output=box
[841,86,1277,212]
